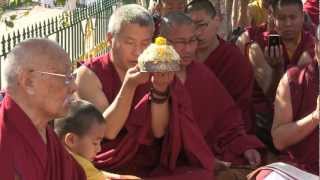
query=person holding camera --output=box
[269,25,320,175]
[236,0,316,151]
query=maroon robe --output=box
[184,61,265,165]
[285,61,319,175]
[85,53,215,179]
[205,36,255,133]
[246,28,316,116]
[304,0,319,25]
[0,95,86,180]
[252,61,319,178]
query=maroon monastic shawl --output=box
[204,36,255,133]
[185,61,264,165]
[0,95,86,180]
[286,61,319,174]
[86,53,214,179]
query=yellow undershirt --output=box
[70,151,106,180]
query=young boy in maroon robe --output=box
[185,0,256,134]
[159,12,266,180]
[236,0,316,150]
[261,25,320,176]
[75,4,214,179]
[0,39,86,180]
[55,100,140,180]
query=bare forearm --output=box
[103,83,136,140]
[272,113,318,150]
[151,100,170,138]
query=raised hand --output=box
[123,66,150,88]
[264,45,284,68]
[244,149,261,167]
[151,72,175,92]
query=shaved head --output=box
[160,12,194,37]
[4,38,69,89]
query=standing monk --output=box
[75,4,214,179]
[160,12,265,180]
[0,39,86,180]
[186,0,256,133]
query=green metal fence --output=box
[0,0,123,87]
[1,0,119,60]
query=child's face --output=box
[73,122,105,161]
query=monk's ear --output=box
[106,32,113,47]
[213,15,222,25]
[64,133,79,148]
[18,69,35,95]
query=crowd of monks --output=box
[0,0,319,179]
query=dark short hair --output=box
[54,100,105,138]
[272,0,303,13]
[185,0,216,17]
[160,12,194,36]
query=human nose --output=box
[96,144,101,154]
[284,18,292,26]
[186,39,197,50]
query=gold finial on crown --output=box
[155,36,167,45]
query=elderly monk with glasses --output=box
[0,38,85,180]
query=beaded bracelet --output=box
[149,92,169,104]
[150,87,170,97]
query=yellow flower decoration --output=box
[155,36,167,45]
[155,36,168,62]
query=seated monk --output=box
[75,4,214,179]
[0,39,85,180]
[159,12,266,180]
[269,25,320,175]
[237,0,316,55]
[235,0,316,150]
[185,0,256,133]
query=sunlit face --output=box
[166,24,197,67]
[189,10,220,50]
[160,0,187,16]
[30,55,77,119]
[72,121,105,161]
[110,23,154,71]
[273,4,304,41]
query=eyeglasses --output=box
[32,70,77,85]
[168,38,198,48]
[195,21,209,32]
